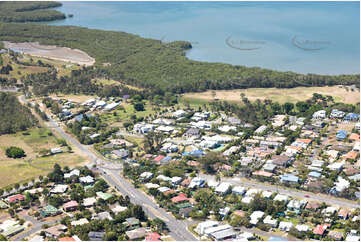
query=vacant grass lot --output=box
[183,86,360,104]
[0,128,85,188]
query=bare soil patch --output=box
[3,41,95,66]
[183,86,360,104]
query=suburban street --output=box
[198,174,359,209]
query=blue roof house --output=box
[279,174,299,183]
[336,130,348,140]
[344,113,360,121]
[308,171,321,179]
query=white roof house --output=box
[157,187,171,193]
[204,224,232,236]
[83,197,97,207]
[334,176,350,192]
[172,110,186,118]
[145,183,160,189]
[296,224,309,232]
[263,215,278,227]
[112,205,128,214]
[215,182,232,194]
[245,188,259,197]
[104,102,120,111]
[71,218,89,226]
[207,180,219,188]
[273,194,289,203]
[51,147,63,154]
[327,162,343,171]
[279,221,293,231]
[250,211,264,225]
[156,175,171,182]
[218,125,237,133]
[254,125,267,134]
[171,176,183,185]
[196,221,219,235]
[79,176,94,184]
[64,169,80,179]
[232,186,246,196]
[241,196,253,204]
[140,172,153,180]
[50,184,68,194]
[261,191,273,198]
[312,110,326,119]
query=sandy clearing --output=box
[3,41,95,66]
[183,86,360,104]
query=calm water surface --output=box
[49,1,360,75]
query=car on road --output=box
[304,195,310,198]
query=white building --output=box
[196,221,219,235]
[279,221,293,231]
[215,182,231,194]
[250,211,264,225]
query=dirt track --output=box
[3,41,95,66]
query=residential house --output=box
[6,194,24,203]
[336,130,348,141]
[40,205,60,217]
[126,227,147,240]
[328,231,344,241]
[145,232,161,241]
[184,128,200,138]
[196,221,219,235]
[88,231,105,241]
[271,155,292,168]
[279,174,299,183]
[210,228,237,241]
[232,186,246,196]
[71,218,89,226]
[63,200,78,212]
[344,113,360,121]
[330,109,345,119]
[92,211,113,221]
[44,224,67,238]
[279,221,293,232]
[312,110,326,119]
[250,211,264,225]
[263,215,278,227]
[83,197,97,207]
[215,182,232,195]
[313,224,329,236]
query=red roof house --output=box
[313,224,329,236]
[145,232,161,241]
[7,194,24,203]
[58,237,76,241]
[63,200,79,212]
[171,193,189,203]
[153,155,165,163]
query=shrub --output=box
[6,146,25,158]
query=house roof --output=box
[153,155,165,162]
[7,194,24,202]
[63,200,78,209]
[145,232,161,241]
[233,210,246,217]
[349,133,360,141]
[313,224,328,235]
[58,237,75,241]
[253,170,273,177]
[171,193,189,203]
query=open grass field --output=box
[183,86,360,104]
[100,102,159,126]
[47,94,96,104]
[0,128,86,188]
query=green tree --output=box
[5,146,25,158]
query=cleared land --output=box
[183,86,360,104]
[0,128,86,188]
[3,41,95,66]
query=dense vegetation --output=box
[0,22,358,95]
[0,2,65,23]
[0,92,37,134]
[5,146,25,158]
